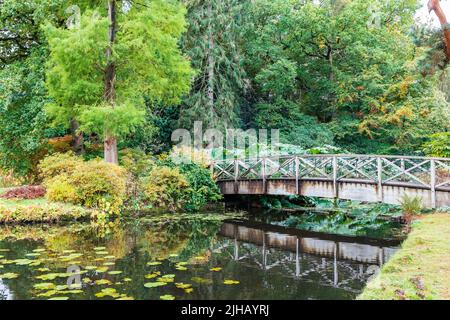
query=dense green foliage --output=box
[44,1,193,146]
[140,157,222,212]
[422,132,450,158]
[0,0,448,181]
[179,0,248,129]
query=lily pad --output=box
[116,296,135,300]
[223,279,240,285]
[144,281,166,288]
[175,283,192,289]
[0,272,19,279]
[157,276,174,283]
[175,266,188,271]
[210,267,222,272]
[82,277,92,284]
[160,294,175,300]
[34,283,56,290]
[37,290,58,297]
[145,272,160,279]
[13,259,33,265]
[95,279,112,286]
[108,270,122,275]
[94,247,106,251]
[48,297,69,300]
[146,261,162,266]
[26,253,41,257]
[85,266,97,270]
[95,288,120,298]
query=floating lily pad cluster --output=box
[141,255,241,300]
[0,217,242,301]
[0,245,134,300]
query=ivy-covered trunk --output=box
[104,0,118,164]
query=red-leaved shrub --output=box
[1,185,46,200]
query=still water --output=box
[0,212,404,300]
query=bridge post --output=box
[234,159,239,194]
[431,160,436,209]
[295,156,300,195]
[262,158,267,194]
[377,157,383,202]
[333,156,338,198]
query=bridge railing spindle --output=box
[377,157,383,202]
[431,159,436,209]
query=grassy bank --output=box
[358,214,450,300]
[0,198,90,224]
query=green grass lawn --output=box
[358,213,450,300]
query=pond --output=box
[0,211,405,300]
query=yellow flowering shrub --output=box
[141,166,189,212]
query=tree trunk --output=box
[104,0,118,164]
[428,0,450,61]
[104,136,118,164]
[70,118,84,154]
[207,2,215,123]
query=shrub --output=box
[422,132,450,158]
[69,160,127,213]
[0,201,89,224]
[141,166,189,212]
[38,152,84,183]
[40,152,128,215]
[119,148,155,178]
[400,194,423,215]
[0,170,23,188]
[45,178,79,203]
[179,163,222,212]
[1,185,46,200]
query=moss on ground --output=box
[358,213,450,300]
[0,198,90,224]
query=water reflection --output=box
[0,214,403,300]
[216,221,400,293]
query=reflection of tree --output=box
[136,219,223,261]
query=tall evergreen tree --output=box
[179,0,248,130]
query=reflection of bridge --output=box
[212,154,450,208]
[216,220,402,291]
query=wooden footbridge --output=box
[212,154,450,208]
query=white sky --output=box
[416,0,450,28]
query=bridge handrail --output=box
[211,154,450,164]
